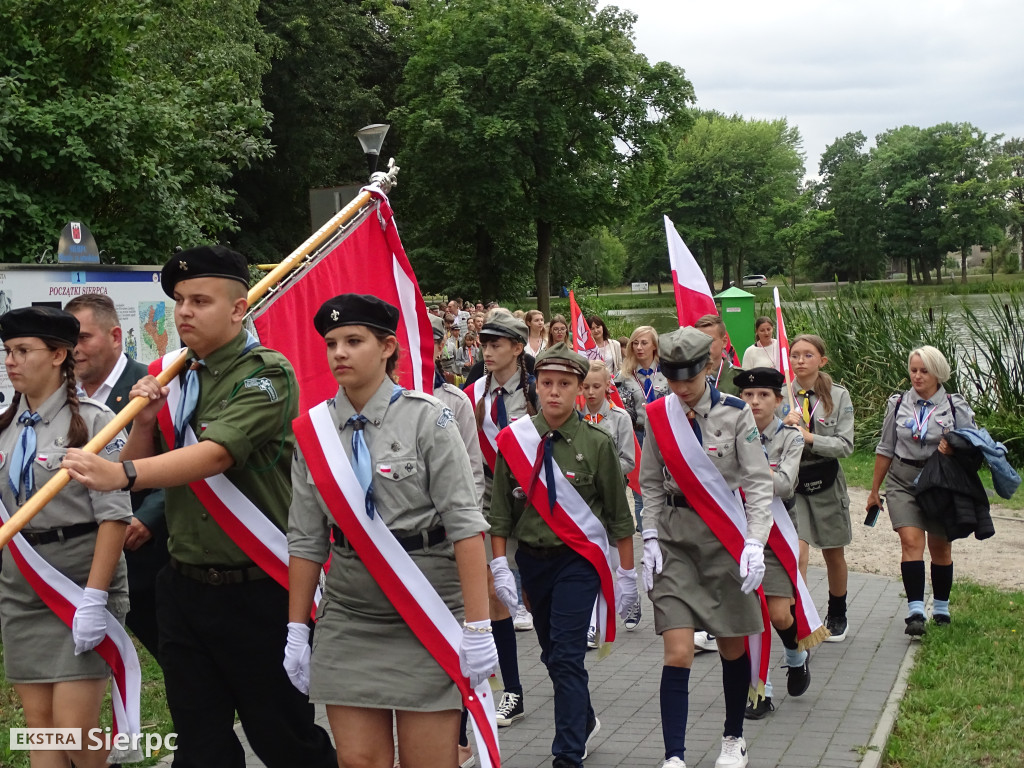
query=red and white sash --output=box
[607,381,642,494]
[0,503,142,762]
[496,418,617,648]
[464,377,500,473]
[766,497,829,649]
[149,351,320,610]
[293,403,501,768]
[645,395,771,702]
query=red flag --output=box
[254,190,434,412]
[773,287,796,414]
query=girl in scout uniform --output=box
[640,327,774,768]
[615,325,668,533]
[473,312,536,726]
[782,334,855,641]
[735,368,812,720]
[0,307,131,768]
[285,294,496,768]
[866,345,974,636]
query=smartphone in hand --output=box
[864,503,882,527]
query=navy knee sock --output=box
[827,591,847,619]
[721,653,750,739]
[776,617,799,650]
[660,665,690,760]
[459,709,469,747]
[931,562,953,602]
[902,560,926,616]
[492,617,522,696]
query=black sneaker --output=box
[495,691,525,726]
[786,656,811,696]
[582,714,600,759]
[905,613,926,637]
[824,613,848,642]
[933,613,951,626]
[744,696,774,720]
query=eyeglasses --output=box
[2,346,50,362]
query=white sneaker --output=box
[694,630,718,652]
[715,736,748,768]
[513,604,534,631]
[587,625,598,649]
[661,758,687,768]
[582,715,600,759]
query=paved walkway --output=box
[208,564,911,768]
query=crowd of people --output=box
[0,256,982,768]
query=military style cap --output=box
[161,245,249,298]
[534,342,589,378]
[314,293,399,338]
[734,366,786,392]
[658,327,712,381]
[429,313,445,342]
[0,306,79,347]
[479,314,528,345]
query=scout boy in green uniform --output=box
[64,245,335,768]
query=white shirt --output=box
[85,352,129,405]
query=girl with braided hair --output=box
[0,306,132,768]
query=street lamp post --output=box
[355,124,391,176]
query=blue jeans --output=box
[517,548,599,766]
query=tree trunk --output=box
[789,248,797,289]
[720,247,730,292]
[475,225,496,301]
[535,218,553,317]
[961,246,969,284]
[703,241,715,292]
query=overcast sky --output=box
[605,0,1024,176]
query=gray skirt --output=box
[310,542,464,711]
[650,504,764,637]
[793,463,852,549]
[886,456,946,537]
[0,532,129,683]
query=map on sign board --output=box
[140,301,177,359]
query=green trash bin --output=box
[713,286,755,365]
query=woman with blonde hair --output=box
[866,345,974,636]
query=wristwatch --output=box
[121,460,137,492]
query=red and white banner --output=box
[253,187,434,412]
[496,418,617,647]
[773,287,793,387]
[293,404,500,768]
[150,351,320,612]
[0,504,142,762]
[464,377,499,473]
[766,497,828,649]
[664,215,717,327]
[645,395,770,702]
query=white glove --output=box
[489,556,519,613]
[283,622,312,695]
[616,566,639,620]
[641,529,663,592]
[72,587,108,655]
[738,539,766,594]
[459,620,499,688]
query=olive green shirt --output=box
[489,413,634,549]
[155,329,298,566]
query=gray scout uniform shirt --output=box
[639,385,774,544]
[781,381,855,463]
[433,381,485,507]
[761,416,804,501]
[288,377,487,564]
[0,387,131,529]
[876,386,975,461]
[582,400,635,475]
[614,366,668,432]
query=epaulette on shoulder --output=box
[721,395,746,409]
[401,388,436,403]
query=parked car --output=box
[740,274,767,288]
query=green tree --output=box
[0,0,272,263]
[1004,138,1024,257]
[771,190,838,286]
[394,0,694,314]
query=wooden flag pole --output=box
[0,163,399,549]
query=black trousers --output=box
[156,566,336,768]
[124,536,169,662]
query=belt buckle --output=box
[206,568,224,586]
[56,528,66,544]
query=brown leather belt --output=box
[169,557,269,586]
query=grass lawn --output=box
[0,639,172,767]
[840,449,1024,513]
[884,581,1024,768]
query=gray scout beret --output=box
[479,315,528,345]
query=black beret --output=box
[161,245,250,298]
[0,306,80,347]
[733,366,786,392]
[314,294,399,337]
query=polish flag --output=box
[664,215,717,326]
[253,188,434,412]
[773,287,794,387]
